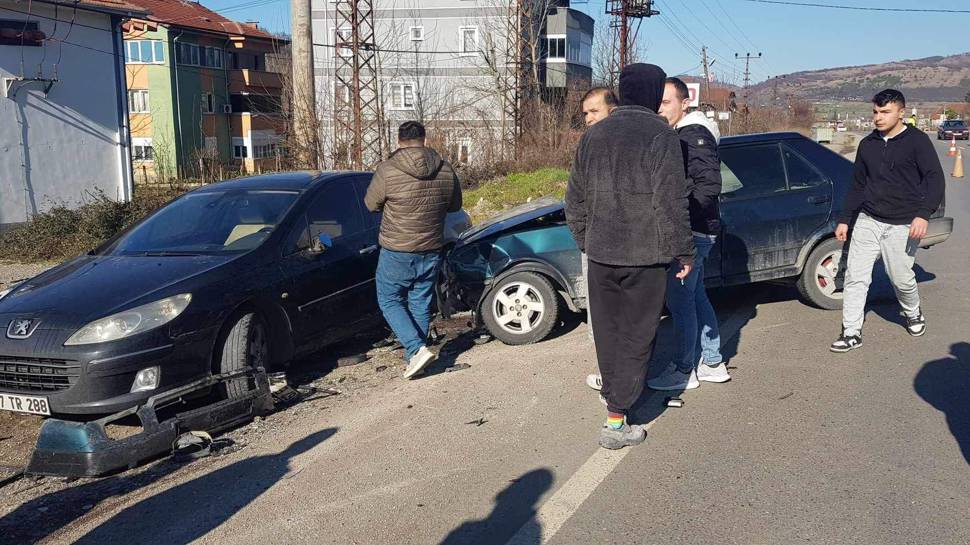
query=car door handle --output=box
[359,245,378,255]
[807,195,831,205]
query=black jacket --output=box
[838,126,945,225]
[565,105,694,267]
[676,116,722,234]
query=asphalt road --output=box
[6,136,969,545]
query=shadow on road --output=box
[70,428,337,545]
[914,343,970,466]
[438,468,553,545]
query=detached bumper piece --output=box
[26,368,273,478]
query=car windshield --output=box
[944,121,966,128]
[107,190,299,256]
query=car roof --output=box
[721,131,806,146]
[192,171,370,193]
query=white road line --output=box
[503,303,757,545]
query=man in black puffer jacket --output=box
[565,64,694,450]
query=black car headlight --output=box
[65,294,192,346]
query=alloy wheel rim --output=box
[815,251,844,299]
[492,281,546,335]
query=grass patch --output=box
[465,167,569,223]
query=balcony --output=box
[229,69,283,94]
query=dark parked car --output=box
[441,132,953,345]
[0,172,470,417]
[938,119,969,140]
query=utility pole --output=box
[701,46,712,101]
[290,0,317,169]
[334,0,384,170]
[501,0,525,160]
[606,1,660,72]
[735,52,761,131]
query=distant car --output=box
[938,119,969,140]
[0,172,471,417]
[441,132,953,345]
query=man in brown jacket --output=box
[365,121,463,378]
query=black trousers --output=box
[587,259,668,414]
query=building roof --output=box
[36,0,150,17]
[126,0,276,40]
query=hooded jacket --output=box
[565,63,694,267]
[838,125,944,225]
[675,111,722,235]
[365,146,462,253]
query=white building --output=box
[310,0,592,165]
[0,0,146,228]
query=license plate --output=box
[0,393,51,416]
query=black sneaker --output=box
[830,333,862,353]
[905,310,926,337]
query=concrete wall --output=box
[0,3,131,227]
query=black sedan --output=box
[0,172,470,417]
[938,119,969,140]
[441,132,953,345]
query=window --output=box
[204,137,218,158]
[449,139,471,164]
[409,26,424,41]
[782,145,827,191]
[190,45,200,66]
[459,26,479,56]
[128,89,150,113]
[131,138,154,161]
[307,182,364,242]
[719,144,787,199]
[232,137,248,159]
[253,143,278,158]
[126,40,165,64]
[230,94,282,114]
[205,47,223,69]
[546,36,566,60]
[201,93,214,114]
[389,83,415,110]
[335,27,352,57]
[0,20,43,46]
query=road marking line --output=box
[503,303,757,545]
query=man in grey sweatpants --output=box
[830,89,945,353]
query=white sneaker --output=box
[403,346,436,379]
[696,362,731,383]
[586,374,603,391]
[647,366,699,391]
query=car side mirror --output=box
[308,233,333,255]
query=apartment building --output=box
[310,0,593,165]
[122,0,287,180]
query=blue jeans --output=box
[376,249,441,360]
[667,235,722,373]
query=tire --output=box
[796,238,846,310]
[217,313,268,399]
[481,271,561,345]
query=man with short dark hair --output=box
[581,87,618,127]
[566,64,694,449]
[831,89,944,352]
[366,121,463,377]
[649,76,728,390]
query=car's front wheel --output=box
[482,272,560,345]
[797,238,845,310]
[217,312,269,399]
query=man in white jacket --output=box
[649,77,729,391]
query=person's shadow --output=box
[70,428,337,545]
[438,468,554,545]
[914,343,970,466]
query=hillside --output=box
[749,52,970,103]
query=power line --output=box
[712,0,759,50]
[741,0,970,13]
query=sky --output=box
[202,0,969,85]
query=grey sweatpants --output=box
[842,213,921,336]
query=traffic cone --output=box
[952,147,964,178]
[949,136,957,157]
